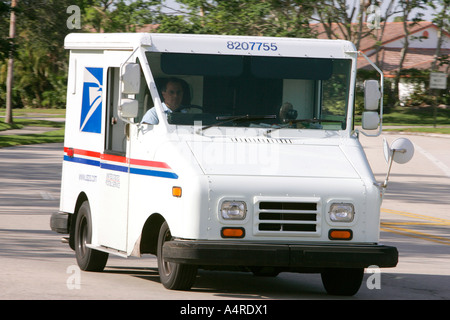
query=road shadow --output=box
[103,265,327,299]
[105,265,160,279]
[375,173,450,206]
[0,228,72,259]
[99,263,450,299]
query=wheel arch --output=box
[139,213,165,255]
[68,192,89,250]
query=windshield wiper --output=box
[265,118,344,135]
[198,114,277,133]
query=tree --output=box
[307,0,374,50]
[371,0,402,68]
[430,0,450,72]
[0,1,12,60]
[393,0,431,103]
[5,0,17,124]
[11,0,77,109]
[157,0,314,38]
[84,0,159,32]
[0,0,160,112]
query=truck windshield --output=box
[144,52,352,131]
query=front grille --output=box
[256,201,319,234]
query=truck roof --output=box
[64,33,356,59]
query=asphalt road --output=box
[0,131,449,301]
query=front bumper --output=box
[50,211,69,234]
[163,240,398,269]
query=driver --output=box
[279,102,295,123]
[141,77,185,125]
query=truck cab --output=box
[51,33,413,296]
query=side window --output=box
[105,67,126,155]
[135,61,153,123]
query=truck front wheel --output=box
[321,268,364,296]
[157,221,197,290]
[74,201,108,272]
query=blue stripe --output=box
[64,156,178,179]
[130,167,179,179]
[100,162,128,173]
[64,155,100,167]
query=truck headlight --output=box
[221,201,247,220]
[329,203,355,222]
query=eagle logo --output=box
[80,67,103,133]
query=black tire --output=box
[321,268,364,296]
[74,201,108,272]
[157,221,197,290]
[251,267,281,277]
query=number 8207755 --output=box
[226,41,278,52]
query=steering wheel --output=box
[175,105,204,112]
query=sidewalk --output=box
[0,126,60,136]
[0,115,64,136]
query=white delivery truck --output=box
[51,33,413,296]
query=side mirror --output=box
[119,99,138,119]
[119,63,140,120]
[362,80,381,130]
[383,138,414,164]
[381,138,414,189]
[364,80,381,110]
[362,111,380,130]
[121,63,141,94]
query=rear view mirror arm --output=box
[357,51,384,137]
[118,47,140,125]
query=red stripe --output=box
[75,149,101,158]
[64,147,171,169]
[101,153,127,163]
[64,147,101,158]
[129,158,171,169]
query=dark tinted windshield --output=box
[143,52,351,130]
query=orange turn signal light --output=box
[329,229,352,240]
[221,227,245,238]
[172,186,182,197]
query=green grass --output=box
[0,108,65,117]
[0,128,65,147]
[382,107,450,126]
[0,118,64,132]
[0,122,22,131]
[0,108,65,147]
[384,127,450,134]
[355,106,450,128]
[12,118,65,128]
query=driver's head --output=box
[279,102,293,123]
[162,79,184,111]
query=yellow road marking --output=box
[382,221,450,226]
[381,208,450,224]
[380,208,450,246]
